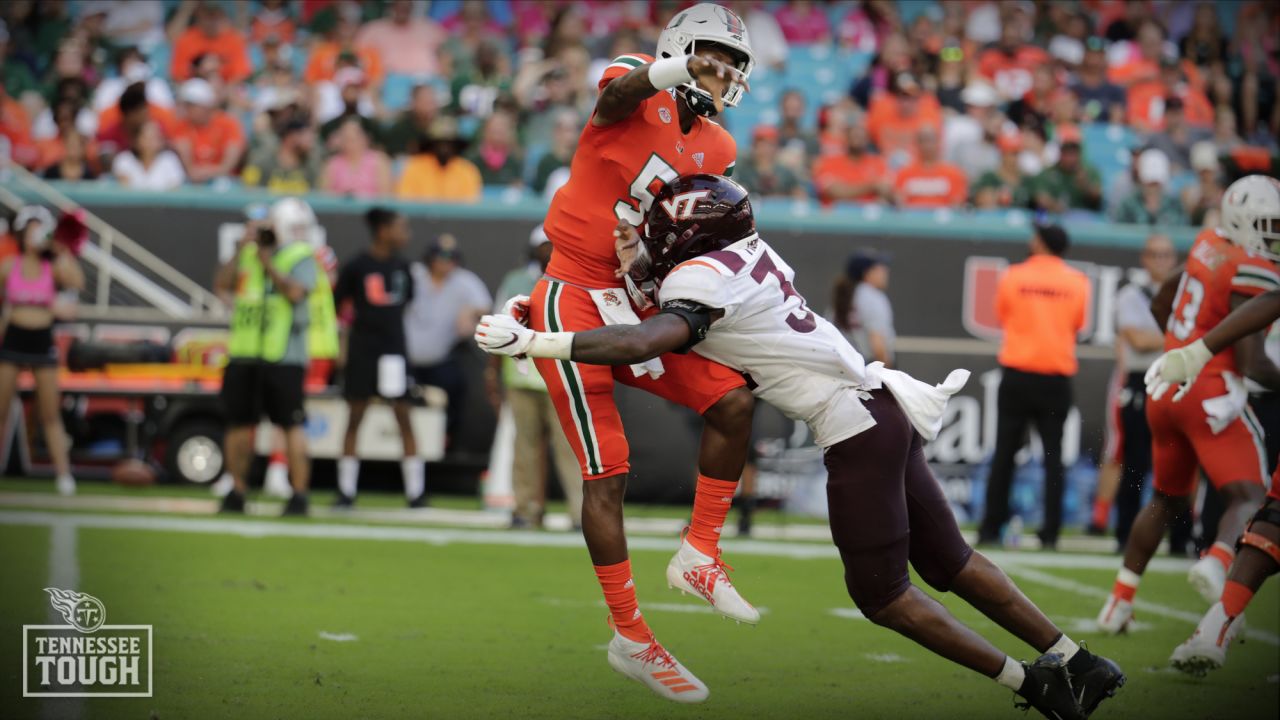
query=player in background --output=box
[1097,176,1280,635]
[524,4,757,703]
[1140,176,1280,675]
[478,175,1125,720]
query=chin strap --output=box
[679,86,719,118]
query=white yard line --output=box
[1006,565,1280,647]
[42,518,83,719]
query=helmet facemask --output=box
[673,41,752,118]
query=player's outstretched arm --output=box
[593,55,743,128]
[1229,291,1280,391]
[1205,289,1280,354]
[475,313,691,366]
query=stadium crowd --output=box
[0,0,1277,224]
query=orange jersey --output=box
[543,54,737,289]
[1165,228,1280,376]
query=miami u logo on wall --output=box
[659,190,711,221]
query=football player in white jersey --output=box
[476,174,1124,719]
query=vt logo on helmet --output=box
[656,3,755,117]
[641,174,755,280]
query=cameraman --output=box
[214,198,319,516]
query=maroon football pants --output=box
[824,389,974,617]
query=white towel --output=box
[588,288,665,380]
[1202,371,1247,435]
[862,362,971,441]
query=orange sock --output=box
[1221,579,1254,618]
[1207,542,1235,572]
[269,450,286,466]
[1112,567,1140,602]
[594,560,650,643]
[1091,499,1111,528]
[687,475,738,555]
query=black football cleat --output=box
[332,493,355,510]
[1066,648,1125,716]
[219,491,246,514]
[1015,652,1086,720]
[281,493,309,517]
[407,493,429,509]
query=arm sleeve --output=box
[657,298,715,354]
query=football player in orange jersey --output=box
[519,3,756,703]
[1141,176,1280,675]
[1098,176,1280,637]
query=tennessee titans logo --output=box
[45,588,106,634]
[715,6,745,39]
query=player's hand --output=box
[475,314,534,357]
[501,294,532,326]
[614,220,642,278]
[687,56,748,114]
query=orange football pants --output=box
[529,278,745,480]
[1147,374,1268,497]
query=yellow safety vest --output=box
[228,242,315,362]
[307,256,339,360]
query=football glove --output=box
[1145,338,1212,402]
[501,294,532,325]
[475,314,534,357]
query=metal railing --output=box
[0,167,224,321]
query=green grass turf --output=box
[0,510,1276,720]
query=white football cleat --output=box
[55,474,76,497]
[666,538,760,625]
[1187,555,1227,604]
[1096,594,1135,635]
[606,631,709,703]
[263,462,293,498]
[1170,602,1245,677]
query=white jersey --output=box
[657,234,875,447]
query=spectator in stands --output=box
[516,64,581,152]
[850,32,912,108]
[356,0,445,77]
[934,43,968,113]
[172,78,244,183]
[736,0,787,69]
[111,119,185,191]
[1182,141,1225,226]
[467,110,522,188]
[321,117,392,199]
[1047,8,1089,68]
[383,84,438,157]
[449,40,513,119]
[34,99,94,172]
[1127,57,1214,132]
[1024,131,1103,213]
[91,47,172,116]
[168,1,250,84]
[91,1,166,53]
[735,125,805,200]
[867,71,942,171]
[837,0,898,52]
[813,121,890,205]
[489,226,583,530]
[1180,3,1228,69]
[1006,64,1059,129]
[1109,19,1174,87]
[33,78,96,145]
[943,82,1002,180]
[304,4,383,90]
[441,0,506,74]
[94,81,180,165]
[0,80,36,168]
[1211,106,1243,152]
[250,0,295,46]
[404,234,492,440]
[41,131,94,181]
[977,7,1051,102]
[831,249,895,366]
[530,108,577,199]
[1071,39,1127,124]
[1113,148,1188,225]
[775,0,832,45]
[893,126,967,209]
[318,66,379,143]
[242,119,319,194]
[0,19,40,102]
[0,206,84,496]
[972,130,1031,210]
[1146,97,1211,172]
[396,116,482,202]
[777,89,819,162]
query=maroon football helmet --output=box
[641,173,755,280]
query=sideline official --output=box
[214,198,319,516]
[978,225,1090,549]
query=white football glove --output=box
[501,294,532,325]
[475,314,534,357]
[1145,339,1212,402]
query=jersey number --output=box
[751,252,817,333]
[1168,275,1205,341]
[614,154,679,226]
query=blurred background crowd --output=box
[0,0,1278,226]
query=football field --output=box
[1,480,1277,720]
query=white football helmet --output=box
[1221,174,1280,261]
[656,3,754,116]
[269,197,317,246]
